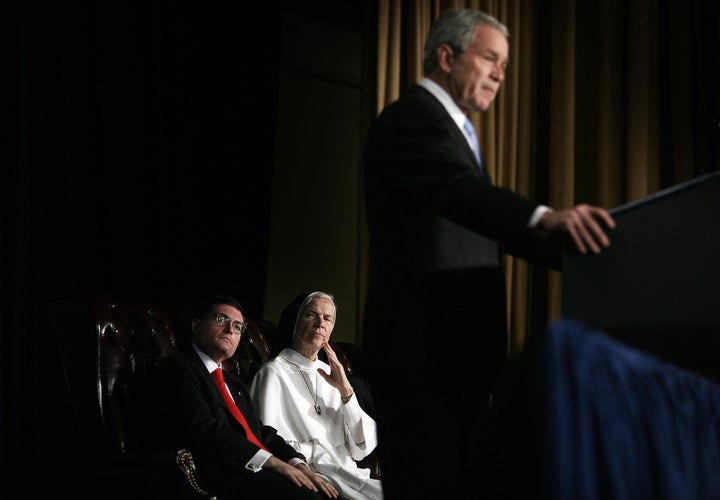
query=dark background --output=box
[9,1,369,495]
[14,1,367,316]
[8,0,720,496]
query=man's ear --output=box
[437,44,455,72]
[191,318,200,334]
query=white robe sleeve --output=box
[340,392,376,456]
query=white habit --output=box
[250,348,383,500]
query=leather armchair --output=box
[50,294,209,499]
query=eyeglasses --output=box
[208,312,247,335]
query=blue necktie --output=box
[463,118,482,168]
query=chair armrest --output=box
[356,448,381,480]
[176,448,218,500]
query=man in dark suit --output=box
[361,9,616,500]
[144,295,337,499]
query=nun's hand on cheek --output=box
[318,343,354,401]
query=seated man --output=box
[250,291,383,500]
[142,295,338,499]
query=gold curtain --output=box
[368,0,718,355]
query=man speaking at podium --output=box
[361,8,615,499]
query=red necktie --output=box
[211,368,268,451]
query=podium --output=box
[561,171,720,368]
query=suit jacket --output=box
[362,84,560,380]
[143,347,303,478]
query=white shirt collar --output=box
[418,77,469,133]
[193,343,222,373]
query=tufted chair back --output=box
[89,295,180,454]
[50,294,207,498]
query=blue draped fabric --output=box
[491,319,720,500]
